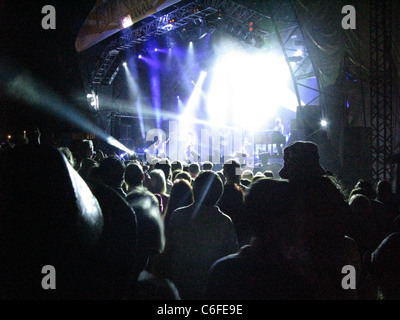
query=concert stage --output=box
[73,0,388,185]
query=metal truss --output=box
[89,0,321,127]
[267,1,322,118]
[204,0,320,117]
[370,0,394,184]
[204,0,319,114]
[92,48,120,86]
[90,0,220,90]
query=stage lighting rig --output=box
[287,55,303,62]
[249,21,254,32]
[87,91,99,110]
[217,8,223,19]
[105,66,120,85]
[193,5,203,14]
[293,39,305,46]
[90,1,220,90]
[119,15,133,29]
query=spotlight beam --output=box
[123,61,146,139]
[180,71,207,135]
[2,60,134,155]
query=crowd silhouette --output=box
[1,134,400,300]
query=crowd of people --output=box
[1,132,400,300]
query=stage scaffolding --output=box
[369,0,395,186]
[87,0,321,136]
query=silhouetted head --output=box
[125,162,144,188]
[202,161,213,171]
[348,187,369,201]
[192,170,224,206]
[279,141,326,181]
[188,162,200,179]
[171,160,183,173]
[245,178,291,240]
[354,179,374,199]
[376,180,393,201]
[149,169,167,195]
[223,159,242,184]
[348,193,371,215]
[164,179,194,219]
[241,169,254,182]
[77,139,94,160]
[98,155,126,189]
[174,170,192,185]
[263,170,274,179]
[155,158,172,181]
[252,172,266,184]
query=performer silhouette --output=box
[272,118,284,156]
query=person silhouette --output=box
[0,144,104,299]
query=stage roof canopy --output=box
[75,0,184,53]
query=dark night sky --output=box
[0,0,97,138]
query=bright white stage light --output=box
[321,119,328,127]
[120,15,133,29]
[106,137,135,155]
[162,24,173,31]
[206,48,297,130]
[199,32,208,40]
[123,62,127,67]
[186,41,195,71]
[294,49,303,57]
[179,71,208,137]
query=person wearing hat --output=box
[278,141,360,299]
[278,141,326,181]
